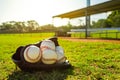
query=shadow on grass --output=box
[8,68,74,80]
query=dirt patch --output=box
[59,37,120,44]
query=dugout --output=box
[52,0,120,38]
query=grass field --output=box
[0,33,120,80]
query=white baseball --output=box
[23,45,41,63]
[56,46,66,63]
[40,40,55,51]
[42,49,57,64]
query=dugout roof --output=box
[53,0,120,19]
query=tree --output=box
[27,20,40,31]
[1,22,13,32]
[92,19,110,28]
[14,22,26,32]
[92,10,120,28]
[39,24,56,32]
[107,10,120,27]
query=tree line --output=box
[0,20,40,33]
[92,10,120,28]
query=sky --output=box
[0,0,110,26]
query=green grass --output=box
[0,33,120,80]
[71,32,85,38]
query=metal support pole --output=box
[85,0,90,38]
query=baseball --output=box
[23,45,41,63]
[56,46,66,63]
[40,40,55,51]
[42,49,57,64]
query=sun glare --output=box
[53,18,70,27]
